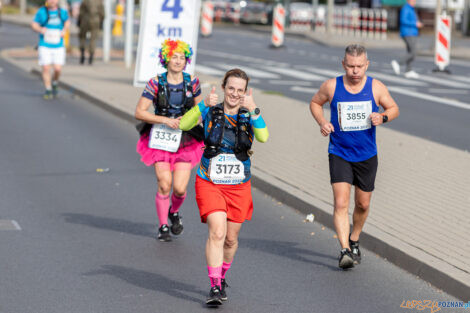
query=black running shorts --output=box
[328,153,378,192]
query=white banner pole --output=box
[103,0,112,63]
[124,0,135,69]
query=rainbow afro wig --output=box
[158,39,193,68]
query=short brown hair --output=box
[222,68,250,91]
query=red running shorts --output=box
[195,176,253,223]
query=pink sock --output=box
[207,266,222,288]
[155,193,170,227]
[170,192,186,214]
[221,261,232,279]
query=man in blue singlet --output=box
[309,44,400,270]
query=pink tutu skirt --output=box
[136,133,204,171]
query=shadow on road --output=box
[241,238,338,270]
[83,265,207,306]
[63,213,154,238]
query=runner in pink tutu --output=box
[135,39,204,242]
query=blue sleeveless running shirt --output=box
[329,76,379,162]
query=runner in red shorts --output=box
[180,69,269,306]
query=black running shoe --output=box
[220,279,228,301]
[206,286,223,306]
[157,224,171,242]
[168,208,184,235]
[349,239,361,264]
[338,248,354,269]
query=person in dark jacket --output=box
[391,0,423,78]
[78,0,104,65]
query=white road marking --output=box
[265,67,326,81]
[388,86,470,110]
[195,65,225,76]
[302,67,342,77]
[446,74,470,84]
[428,88,469,94]
[198,49,291,67]
[421,57,470,68]
[212,63,281,79]
[0,67,3,73]
[302,67,428,87]
[416,74,469,89]
[291,86,318,94]
[268,80,313,86]
[368,71,429,87]
[0,220,22,230]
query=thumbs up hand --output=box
[240,88,256,112]
[205,86,218,107]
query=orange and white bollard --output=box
[201,1,214,37]
[435,13,452,72]
[271,4,285,48]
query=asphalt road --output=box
[0,22,461,313]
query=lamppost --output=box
[20,0,26,15]
[327,0,334,33]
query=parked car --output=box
[289,2,314,24]
[240,1,268,24]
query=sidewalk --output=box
[2,36,470,302]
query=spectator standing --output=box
[78,0,104,65]
[391,0,423,79]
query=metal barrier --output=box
[315,7,387,40]
[290,9,312,31]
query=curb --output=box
[3,51,469,302]
[251,169,469,301]
[30,68,137,125]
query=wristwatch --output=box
[382,114,388,123]
[249,108,260,116]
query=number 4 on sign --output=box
[162,0,183,19]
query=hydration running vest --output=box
[203,104,253,161]
[155,72,194,118]
[40,6,67,27]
